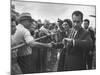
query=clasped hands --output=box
[47,38,74,49]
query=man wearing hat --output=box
[11,13,52,74]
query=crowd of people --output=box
[11,6,96,75]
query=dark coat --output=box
[58,28,93,71]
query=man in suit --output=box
[83,19,95,69]
[62,11,93,71]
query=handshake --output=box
[47,38,74,49]
[51,42,64,49]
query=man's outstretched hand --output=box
[50,42,64,49]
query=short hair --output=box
[72,10,83,20]
[63,19,72,28]
[11,15,16,22]
[84,19,90,24]
[52,23,56,26]
[57,18,63,25]
[11,15,18,25]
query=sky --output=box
[12,0,96,28]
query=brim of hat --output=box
[18,16,35,22]
[19,18,35,22]
[29,19,34,22]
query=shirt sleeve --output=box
[24,30,34,44]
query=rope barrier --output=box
[11,33,56,50]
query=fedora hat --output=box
[18,13,34,22]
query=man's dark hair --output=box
[84,19,90,24]
[11,15,18,25]
[63,19,72,28]
[11,15,16,22]
[57,18,63,25]
[72,10,83,20]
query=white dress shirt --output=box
[11,24,34,56]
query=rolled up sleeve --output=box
[24,30,34,44]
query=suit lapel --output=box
[74,28,83,39]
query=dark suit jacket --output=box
[62,28,93,71]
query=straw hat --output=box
[18,13,34,22]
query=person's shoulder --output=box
[82,28,90,36]
[80,28,87,32]
[18,24,31,35]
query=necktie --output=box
[73,30,77,38]
[69,28,76,39]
